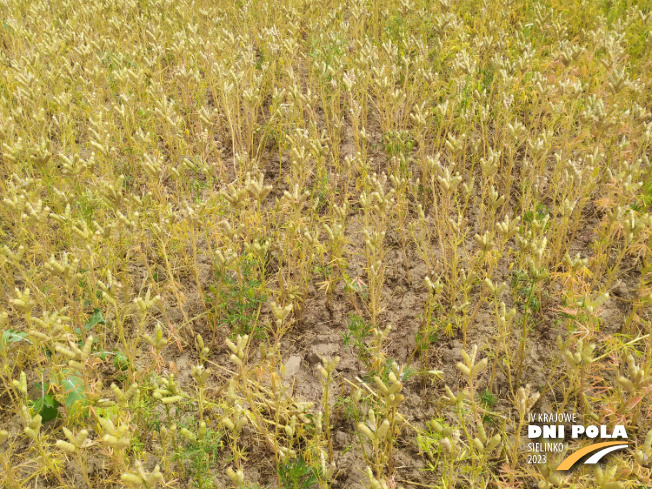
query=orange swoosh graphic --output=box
[556,442,630,470]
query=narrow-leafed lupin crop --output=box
[1,0,652,487]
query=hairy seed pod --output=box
[226,467,244,484]
[56,440,77,453]
[376,419,390,440]
[474,437,485,453]
[161,395,182,404]
[358,423,375,441]
[13,371,28,396]
[180,428,196,442]
[487,434,501,452]
[121,473,143,485]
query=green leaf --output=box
[1,329,32,350]
[95,350,110,361]
[56,371,88,418]
[113,351,130,371]
[31,394,60,422]
[86,308,105,329]
[75,308,105,336]
[96,405,119,419]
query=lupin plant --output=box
[317,356,340,462]
[121,460,164,488]
[98,414,132,468]
[559,335,595,416]
[635,430,652,468]
[55,427,92,487]
[511,385,541,471]
[358,407,392,482]
[222,379,249,479]
[616,354,652,425]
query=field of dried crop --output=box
[1,0,652,487]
